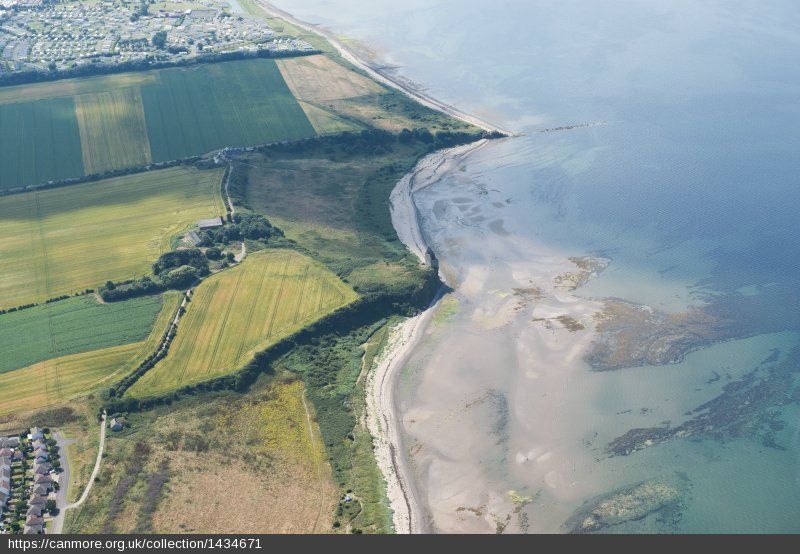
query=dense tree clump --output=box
[199,213,279,245]
[152,249,209,277]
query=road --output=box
[49,431,75,535]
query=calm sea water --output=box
[271,0,800,532]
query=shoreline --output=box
[254,1,514,136]
[365,304,436,534]
[390,140,491,265]
[252,1,510,533]
[368,139,492,533]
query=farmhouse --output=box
[198,217,224,230]
[185,230,202,246]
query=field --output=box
[142,59,316,162]
[0,292,181,418]
[0,165,225,310]
[0,294,164,375]
[242,139,435,292]
[66,379,337,533]
[277,54,474,134]
[128,249,357,398]
[75,88,152,174]
[0,96,85,189]
[0,58,315,190]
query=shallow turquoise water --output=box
[271,0,800,532]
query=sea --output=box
[270,0,800,532]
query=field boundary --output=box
[0,49,320,91]
[104,261,443,415]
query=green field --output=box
[128,249,357,398]
[0,292,181,417]
[142,59,316,162]
[0,58,315,190]
[0,165,225,310]
[0,294,164,375]
[0,96,85,189]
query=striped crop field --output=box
[0,58,316,191]
[0,294,164,375]
[0,165,225,310]
[128,249,357,398]
[142,58,316,162]
[74,87,152,175]
[0,291,181,417]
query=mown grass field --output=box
[128,249,357,398]
[0,165,224,310]
[0,59,315,190]
[0,294,164,375]
[0,292,181,418]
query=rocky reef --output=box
[553,256,609,291]
[606,346,800,456]
[587,299,732,371]
[565,478,685,533]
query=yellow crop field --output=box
[75,88,152,174]
[0,292,181,417]
[128,250,357,398]
[0,166,225,310]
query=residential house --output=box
[23,523,43,534]
[25,515,44,527]
[0,437,20,448]
[33,474,52,486]
[0,448,13,458]
[29,427,44,441]
[34,453,49,465]
[33,463,51,475]
[32,484,49,496]
[29,496,46,506]
[26,505,42,518]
